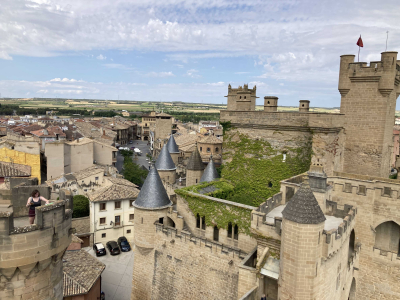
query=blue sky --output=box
[0,0,399,107]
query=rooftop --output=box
[186,146,204,171]
[88,177,139,202]
[0,161,31,177]
[63,250,105,297]
[200,158,219,183]
[155,145,176,171]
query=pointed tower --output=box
[131,167,172,300]
[166,134,180,165]
[200,155,219,183]
[155,144,176,184]
[278,176,326,300]
[186,144,204,186]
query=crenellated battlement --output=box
[0,200,72,299]
[322,205,357,259]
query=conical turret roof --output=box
[166,134,179,154]
[200,156,219,183]
[155,145,176,171]
[282,176,326,224]
[187,145,204,171]
[133,167,172,209]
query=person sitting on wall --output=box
[26,190,50,225]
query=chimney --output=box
[264,96,278,112]
[299,100,310,112]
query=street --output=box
[85,247,134,300]
[116,140,152,173]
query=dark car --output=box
[106,241,120,255]
[93,242,106,257]
[129,140,133,144]
[118,236,131,252]
[130,146,135,150]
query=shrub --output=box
[72,195,90,218]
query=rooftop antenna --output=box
[385,31,389,51]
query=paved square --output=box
[85,246,134,300]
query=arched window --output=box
[244,96,246,99]
[207,147,211,152]
[200,147,202,152]
[374,221,400,255]
[234,224,239,240]
[267,101,270,104]
[227,222,232,238]
[213,226,219,241]
[196,214,201,228]
[268,181,273,188]
[239,96,242,99]
[215,147,219,152]
[201,216,206,230]
[349,229,355,259]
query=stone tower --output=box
[200,155,219,183]
[186,145,204,186]
[338,51,400,177]
[225,84,258,111]
[264,96,278,112]
[0,200,72,300]
[166,134,180,165]
[155,144,176,184]
[279,177,326,300]
[131,167,172,300]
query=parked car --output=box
[129,140,133,144]
[117,236,131,252]
[130,146,135,150]
[106,241,120,255]
[93,242,107,257]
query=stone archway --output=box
[348,278,356,300]
[374,221,400,254]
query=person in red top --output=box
[26,190,50,224]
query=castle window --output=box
[100,217,106,225]
[267,101,270,104]
[244,96,246,99]
[213,226,219,242]
[102,233,106,238]
[127,229,131,234]
[196,179,198,183]
[200,147,202,151]
[130,200,134,207]
[95,176,99,181]
[358,185,366,195]
[215,147,219,152]
[115,201,121,209]
[344,183,352,193]
[374,221,400,255]
[268,181,273,188]
[240,96,242,99]
[207,148,211,152]
[196,214,201,228]
[383,187,391,197]
[227,222,232,238]
[129,214,134,221]
[234,224,239,240]
[159,217,164,224]
[201,216,206,230]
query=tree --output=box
[72,195,90,218]
[123,159,148,186]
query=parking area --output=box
[116,140,151,173]
[85,246,134,300]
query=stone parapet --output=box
[0,200,72,300]
[322,206,357,259]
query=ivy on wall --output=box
[221,131,312,207]
[175,189,252,235]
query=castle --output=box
[131,51,400,300]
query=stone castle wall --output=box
[0,200,72,300]
[329,172,400,299]
[150,224,244,300]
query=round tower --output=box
[279,177,326,300]
[166,134,180,165]
[155,144,176,184]
[264,96,278,112]
[299,100,310,112]
[131,167,172,300]
[186,145,204,186]
[0,200,72,300]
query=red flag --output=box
[357,35,363,47]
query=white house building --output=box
[88,177,139,244]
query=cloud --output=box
[145,71,175,77]
[50,78,82,82]
[96,54,106,60]
[0,51,12,60]
[185,69,200,78]
[103,64,134,70]
[234,72,250,75]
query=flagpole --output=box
[358,46,360,62]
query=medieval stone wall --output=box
[330,173,400,299]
